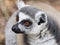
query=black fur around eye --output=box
[20,20,32,27]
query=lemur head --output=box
[12,7,48,35]
[12,1,48,35]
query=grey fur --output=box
[20,6,41,19]
[5,10,19,45]
[5,6,60,45]
[24,15,60,45]
[19,6,60,45]
[47,15,60,45]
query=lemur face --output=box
[12,7,48,35]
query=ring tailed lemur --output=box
[12,1,60,45]
[5,1,60,45]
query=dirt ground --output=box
[0,0,60,45]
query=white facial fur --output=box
[18,11,48,36]
[17,11,58,45]
[18,12,39,35]
[18,12,31,22]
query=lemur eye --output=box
[16,15,19,22]
[24,21,31,27]
[21,20,32,27]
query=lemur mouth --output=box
[12,24,24,34]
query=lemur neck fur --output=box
[26,27,57,45]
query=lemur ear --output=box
[16,0,25,9]
[35,12,47,25]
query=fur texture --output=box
[12,6,60,45]
[5,1,60,45]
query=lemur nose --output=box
[12,24,21,33]
[12,24,24,33]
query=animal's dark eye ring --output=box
[16,15,19,22]
[24,21,32,27]
[21,20,32,27]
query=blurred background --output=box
[0,0,60,45]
